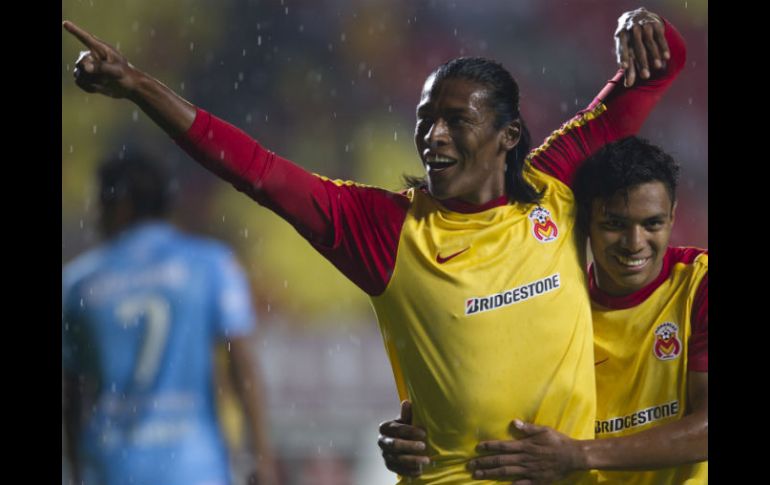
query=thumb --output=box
[510,419,547,437]
[399,399,413,424]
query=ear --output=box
[500,120,521,152]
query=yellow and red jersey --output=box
[175,19,686,484]
[590,247,708,485]
[370,172,595,483]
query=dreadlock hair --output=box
[403,57,542,205]
[572,136,680,234]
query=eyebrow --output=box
[599,210,669,221]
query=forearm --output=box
[173,108,341,245]
[580,410,707,471]
[230,344,275,463]
[128,70,197,137]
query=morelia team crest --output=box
[653,322,682,360]
[529,206,559,243]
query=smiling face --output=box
[589,181,675,296]
[414,75,519,204]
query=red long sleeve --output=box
[529,18,686,187]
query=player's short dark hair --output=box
[98,151,173,219]
[573,136,680,233]
[404,57,542,204]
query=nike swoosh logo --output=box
[436,247,470,264]
[594,358,609,366]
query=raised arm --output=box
[529,8,687,187]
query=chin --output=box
[427,183,450,200]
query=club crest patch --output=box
[653,322,682,360]
[529,206,559,243]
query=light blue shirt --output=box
[63,221,256,485]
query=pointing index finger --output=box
[63,21,108,58]
[62,21,97,48]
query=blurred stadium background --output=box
[62,0,707,483]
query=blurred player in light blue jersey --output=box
[62,152,279,485]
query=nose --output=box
[620,225,645,253]
[424,118,450,148]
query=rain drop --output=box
[258,35,262,46]
[132,110,139,122]
[189,42,195,52]
[92,125,98,135]
[394,131,398,141]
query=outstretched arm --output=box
[63,21,409,296]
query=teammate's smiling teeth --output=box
[615,255,648,267]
